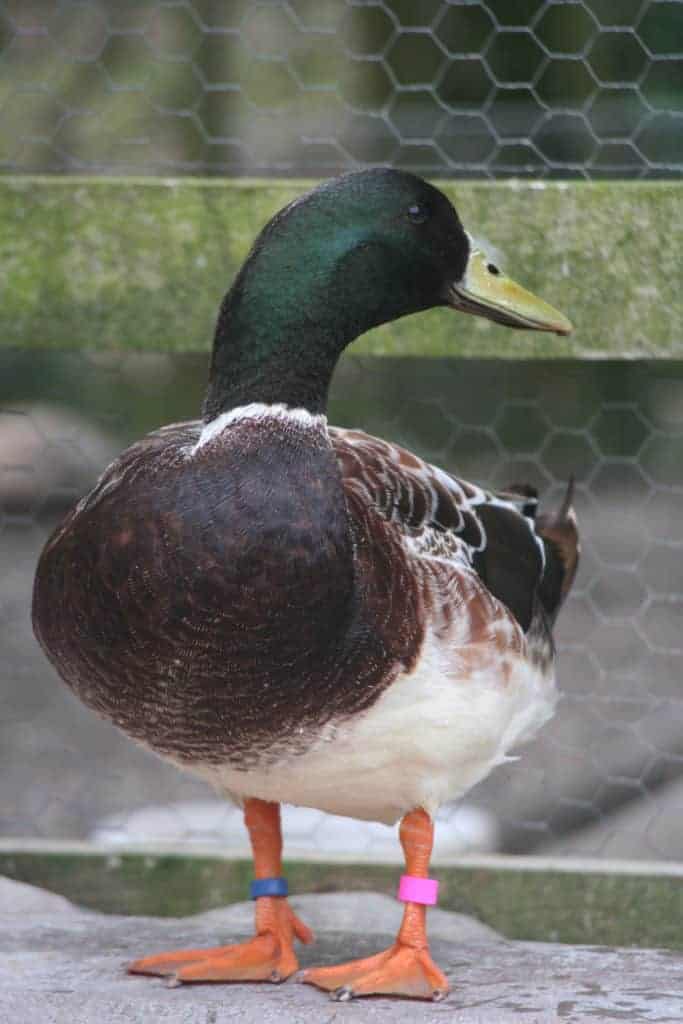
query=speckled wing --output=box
[331,427,577,633]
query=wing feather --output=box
[331,427,577,632]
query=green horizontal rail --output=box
[1,178,681,357]
[1,845,682,950]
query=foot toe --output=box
[128,933,293,984]
[128,947,220,977]
[302,944,449,1002]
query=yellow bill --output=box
[447,248,573,336]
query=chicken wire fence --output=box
[1,353,682,861]
[1,0,683,178]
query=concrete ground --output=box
[0,877,680,1024]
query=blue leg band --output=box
[250,877,289,899]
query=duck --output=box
[32,168,578,1002]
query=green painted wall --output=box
[2,178,681,356]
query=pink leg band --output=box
[397,874,439,906]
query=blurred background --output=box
[1,0,682,178]
[1,1,682,863]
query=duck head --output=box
[205,169,572,418]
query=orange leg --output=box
[300,808,449,1001]
[128,799,313,984]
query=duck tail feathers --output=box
[536,476,580,618]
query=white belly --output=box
[195,628,557,826]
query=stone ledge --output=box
[1,879,680,1024]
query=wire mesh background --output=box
[2,353,683,860]
[1,0,682,178]
[1,0,683,864]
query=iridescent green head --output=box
[205,169,571,418]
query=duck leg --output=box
[300,808,449,1001]
[128,798,313,984]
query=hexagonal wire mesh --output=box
[2,352,683,861]
[1,2,683,865]
[0,0,681,178]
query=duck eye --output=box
[487,263,500,276]
[407,203,429,225]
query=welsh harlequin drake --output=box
[33,169,578,1002]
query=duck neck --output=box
[204,315,340,420]
[202,268,356,420]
